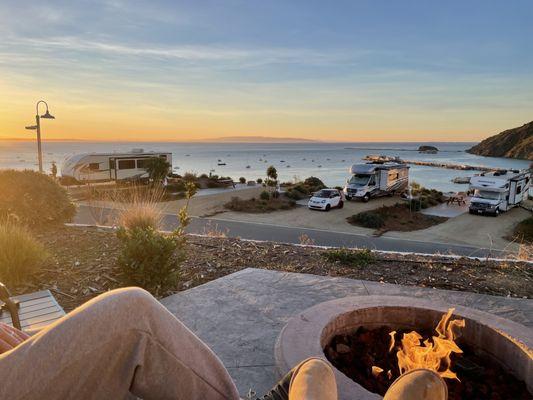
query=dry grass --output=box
[116,185,165,230]
[0,222,49,284]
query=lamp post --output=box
[25,100,55,173]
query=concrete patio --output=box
[161,268,533,397]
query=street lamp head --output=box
[41,110,55,119]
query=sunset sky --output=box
[0,1,532,142]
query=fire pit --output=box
[275,296,533,400]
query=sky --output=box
[0,0,532,142]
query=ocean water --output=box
[0,141,529,193]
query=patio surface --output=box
[161,268,533,397]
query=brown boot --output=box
[384,369,448,400]
[288,358,338,400]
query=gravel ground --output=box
[10,226,533,311]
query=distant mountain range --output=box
[467,121,533,160]
[203,136,319,143]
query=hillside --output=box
[467,121,533,160]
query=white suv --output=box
[308,189,344,211]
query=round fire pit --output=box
[275,296,533,400]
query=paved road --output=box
[75,205,506,258]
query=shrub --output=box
[256,178,263,184]
[0,170,76,226]
[119,203,162,231]
[513,217,533,243]
[323,248,375,267]
[239,177,246,184]
[116,182,196,292]
[117,227,181,289]
[183,172,198,182]
[351,211,385,229]
[0,223,48,284]
[303,176,326,191]
[260,190,271,200]
[144,157,171,183]
[285,189,305,200]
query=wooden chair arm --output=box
[0,282,22,330]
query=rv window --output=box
[517,186,522,194]
[88,163,100,171]
[348,174,371,186]
[136,159,149,169]
[473,189,501,200]
[118,160,136,170]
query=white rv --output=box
[469,169,530,216]
[61,149,172,183]
[344,162,410,202]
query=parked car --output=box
[308,188,344,211]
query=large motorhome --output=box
[61,149,172,183]
[469,169,530,216]
[344,162,409,202]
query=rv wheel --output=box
[362,194,370,202]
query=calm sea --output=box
[0,141,529,193]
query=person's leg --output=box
[0,287,240,400]
[383,369,447,400]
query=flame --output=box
[396,308,465,380]
[388,330,396,352]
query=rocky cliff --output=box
[467,121,533,160]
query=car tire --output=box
[362,194,370,203]
[493,208,500,217]
[325,204,331,212]
[338,201,344,209]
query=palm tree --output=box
[266,165,278,193]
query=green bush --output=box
[352,211,385,229]
[0,170,75,226]
[260,191,271,200]
[256,178,263,184]
[323,248,375,267]
[144,157,171,182]
[0,223,48,284]
[285,189,305,200]
[239,177,246,184]
[117,227,181,290]
[303,176,326,191]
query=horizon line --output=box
[0,137,477,144]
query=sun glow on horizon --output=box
[0,1,531,143]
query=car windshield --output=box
[348,174,370,186]
[473,189,501,200]
[314,190,334,198]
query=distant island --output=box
[467,121,532,160]
[202,136,319,143]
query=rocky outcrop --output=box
[467,122,533,160]
[418,145,438,153]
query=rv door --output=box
[109,158,117,181]
[510,179,525,205]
